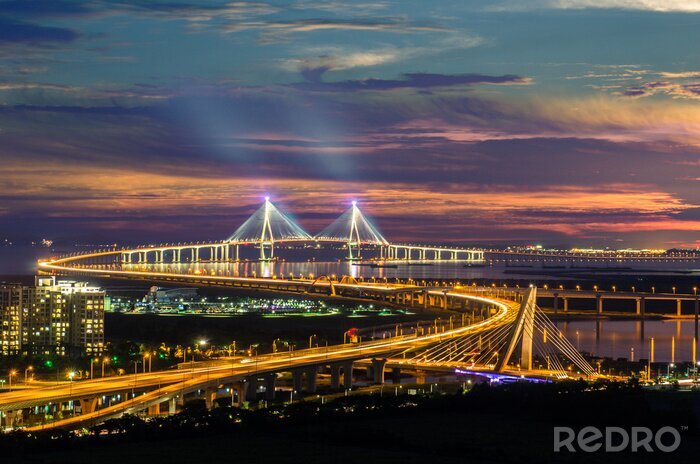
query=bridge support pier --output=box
[330,365,341,389]
[79,397,98,415]
[305,367,318,393]
[371,358,387,384]
[3,411,19,427]
[342,362,353,389]
[264,373,276,401]
[596,295,603,316]
[244,377,259,402]
[677,299,682,316]
[391,367,401,384]
[292,370,303,395]
[205,387,218,410]
[168,397,177,415]
[148,403,160,416]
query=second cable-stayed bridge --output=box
[0,286,596,431]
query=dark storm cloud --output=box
[0,18,79,44]
[0,0,93,17]
[293,73,529,92]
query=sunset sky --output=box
[1,1,700,248]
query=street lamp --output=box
[102,357,109,377]
[8,370,16,392]
[68,371,76,415]
[24,366,33,383]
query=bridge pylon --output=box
[495,287,536,372]
[226,197,311,261]
[315,201,388,261]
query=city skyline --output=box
[1,1,700,247]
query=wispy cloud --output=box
[292,72,530,92]
[489,0,700,12]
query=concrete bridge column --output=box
[342,362,353,389]
[330,364,341,389]
[562,297,569,312]
[422,291,429,309]
[292,370,304,394]
[305,367,318,393]
[148,403,160,416]
[168,397,177,415]
[635,298,641,315]
[3,411,19,427]
[677,299,682,316]
[264,373,276,401]
[596,294,603,315]
[244,377,259,402]
[205,387,218,410]
[79,397,98,415]
[371,358,387,384]
[231,382,248,406]
[640,297,646,319]
[391,367,401,384]
[553,293,559,315]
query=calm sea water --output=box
[557,319,698,363]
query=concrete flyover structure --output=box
[532,287,700,318]
[2,284,520,431]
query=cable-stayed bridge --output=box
[115,197,482,264]
[0,285,595,430]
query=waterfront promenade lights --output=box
[694,287,698,296]
[612,286,616,292]
[24,366,33,383]
[672,287,677,294]
[632,286,636,293]
[593,285,598,292]
[652,286,656,294]
[8,370,16,392]
[576,285,581,291]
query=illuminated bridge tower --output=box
[227,197,311,261]
[316,201,388,261]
